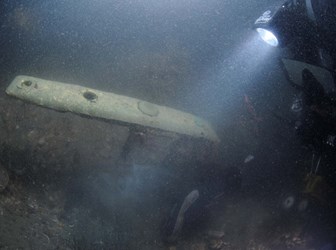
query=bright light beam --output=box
[256,28,279,47]
[183,32,276,127]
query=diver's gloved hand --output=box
[326,134,336,147]
[291,95,303,113]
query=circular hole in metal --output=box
[83,91,98,101]
[282,195,295,210]
[138,101,159,117]
[21,80,33,87]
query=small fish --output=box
[170,190,199,241]
[244,154,254,163]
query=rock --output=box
[207,230,225,238]
[207,230,226,249]
[38,137,46,145]
[0,164,9,192]
[208,238,224,249]
[190,242,207,250]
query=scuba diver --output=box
[293,68,336,153]
[255,1,336,248]
[254,0,336,155]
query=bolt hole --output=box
[21,80,32,87]
[83,91,98,101]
